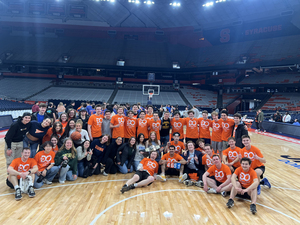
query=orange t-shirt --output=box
[207,164,232,183]
[196,147,205,154]
[171,118,185,138]
[161,152,183,168]
[170,141,185,154]
[148,120,161,140]
[234,167,258,188]
[111,115,125,138]
[52,145,59,154]
[240,145,264,169]
[88,114,104,138]
[198,118,212,139]
[223,146,241,168]
[124,117,137,138]
[211,120,223,142]
[42,127,65,143]
[9,158,37,179]
[185,118,199,139]
[140,158,159,176]
[202,154,214,168]
[34,150,55,171]
[145,114,153,122]
[221,118,235,141]
[137,118,149,139]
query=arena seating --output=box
[222,93,241,107]
[0,78,52,100]
[180,87,217,108]
[0,100,32,111]
[58,80,115,89]
[240,73,300,85]
[28,87,114,102]
[261,93,300,111]
[113,90,185,106]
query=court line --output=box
[90,189,300,225]
[0,179,127,197]
[272,186,300,191]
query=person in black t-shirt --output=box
[160,111,171,145]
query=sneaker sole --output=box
[28,195,35,198]
[179,174,188,183]
[15,197,22,201]
[227,203,234,208]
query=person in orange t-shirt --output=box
[198,110,212,144]
[50,135,59,154]
[148,112,161,140]
[196,138,206,153]
[110,107,125,141]
[58,113,68,128]
[120,151,159,193]
[220,110,235,150]
[202,144,214,171]
[211,111,223,155]
[87,104,104,141]
[203,154,232,194]
[7,147,38,200]
[170,112,185,141]
[145,106,154,122]
[166,132,185,154]
[184,110,199,144]
[240,135,271,189]
[156,145,187,182]
[223,137,241,172]
[33,142,59,189]
[137,111,149,139]
[225,157,259,214]
[42,121,64,143]
[124,110,137,142]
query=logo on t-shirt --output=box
[127,119,136,128]
[222,122,230,131]
[152,122,160,129]
[213,122,220,131]
[206,158,213,167]
[41,155,52,163]
[215,170,224,180]
[228,151,238,160]
[244,152,255,160]
[18,164,30,172]
[96,118,103,126]
[239,172,250,182]
[147,161,157,169]
[35,129,44,134]
[188,120,197,128]
[118,117,124,125]
[201,120,210,128]
[173,122,182,129]
[139,119,147,127]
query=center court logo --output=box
[18,164,30,172]
[147,161,157,169]
[239,172,250,182]
[188,120,197,128]
[215,170,224,180]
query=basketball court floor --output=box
[0,131,299,225]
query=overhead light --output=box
[129,0,140,3]
[202,2,214,7]
[173,62,180,69]
[116,59,125,66]
[170,2,181,7]
[144,1,154,4]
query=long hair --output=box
[148,131,159,146]
[52,121,63,135]
[137,133,146,145]
[63,119,76,138]
[80,140,91,154]
[59,138,77,158]
[128,136,136,148]
[99,134,111,146]
[59,112,68,123]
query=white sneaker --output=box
[103,171,108,176]
[156,175,166,182]
[207,188,217,194]
[59,180,65,184]
[43,179,52,185]
[179,173,188,183]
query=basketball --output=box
[70,131,81,141]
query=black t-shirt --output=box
[160,118,171,137]
[46,108,56,118]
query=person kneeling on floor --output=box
[7,147,38,200]
[120,151,159,194]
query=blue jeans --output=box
[118,160,133,174]
[59,165,77,182]
[23,136,39,158]
[77,160,86,177]
[160,135,169,145]
[34,166,60,189]
[133,160,141,171]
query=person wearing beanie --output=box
[4,112,32,168]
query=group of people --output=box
[5,101,271,214]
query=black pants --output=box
[258,122,264,131]
[104,158,118,174]
[183,167,205,181]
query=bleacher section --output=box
[261,93,300,111]
[28,87,113,102]
[0,78,52,100]
[181,87,217,107]
[113,90,185,106]
[240,74,300,85]
[0,100,32,111]
[222,93,241,107]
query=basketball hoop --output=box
[149,93,153,99]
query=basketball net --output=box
[149,93,153,99]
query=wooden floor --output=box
[0,132,300,225]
